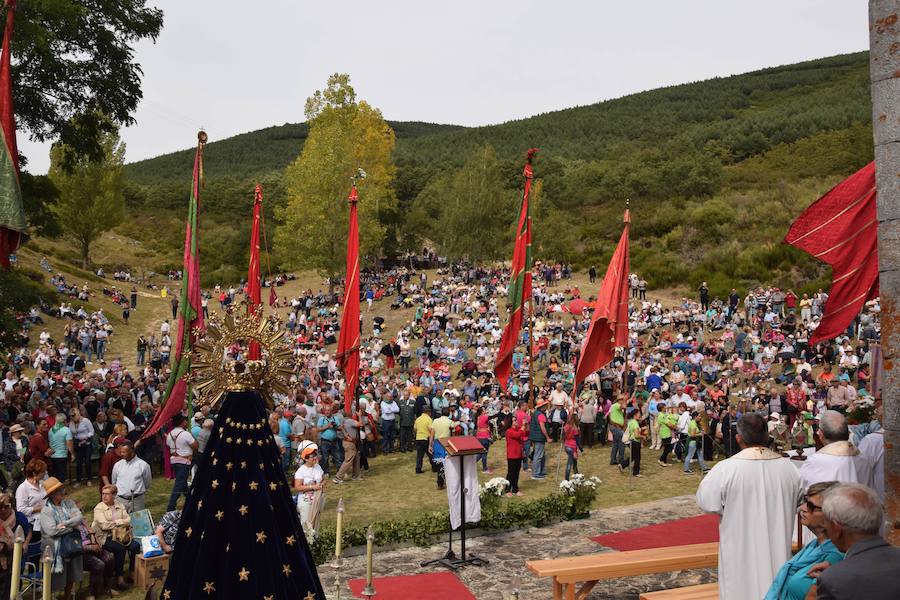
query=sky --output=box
[19,1,870,174]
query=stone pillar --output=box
[869,0,900,544]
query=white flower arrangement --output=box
[559,474,601,495]
[480,477,511,497]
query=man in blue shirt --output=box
[277,409,293,470]
[316,404,343,476]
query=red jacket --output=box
[505,426,528,459]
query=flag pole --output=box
[622,199,630,403]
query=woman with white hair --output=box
[293,441,325,540]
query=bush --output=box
[309,490,580,565]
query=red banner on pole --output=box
[336,185,361,414]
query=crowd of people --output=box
[4,255,892,598]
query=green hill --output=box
[108,51,872,295]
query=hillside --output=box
[86,51,874,295]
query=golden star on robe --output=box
[185,527,193,537]
[285,535,296,546]
[211,480,219,489]
[269,482,277,491]
[215,510,224,521]
[218,427,224,434]
[241,461,247,469]
[249,481,259,491]
[305,593,316,600]
[239,505,249,516]
[162,590,171,600]
[259,463,265,470]
[238,437,245,445]
[225,437,233,443]
[232,482,237,491]
[197,500,203,509]
[203,581,215,595]
[257,440,264,446]
[212,458,218,465]
[281,564,291,576]
[238,567,250,581]
[263,596,274,600]
[226,462,233,470]
[255,531,267,543]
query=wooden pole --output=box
[869,0,900,543]
[528,297,535,409]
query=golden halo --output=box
[188,306,294,409]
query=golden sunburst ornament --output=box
[188,305,294,409]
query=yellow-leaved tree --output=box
[276,74,396,285]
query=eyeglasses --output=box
[804,500,823,512]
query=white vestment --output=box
[444,454,481,529]
[799,441,875,490]
[696,446,801,600]
[857,431,884,500]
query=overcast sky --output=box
[19,0,869,173]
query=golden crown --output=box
[188,306,294,409]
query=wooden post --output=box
[869,0,900,543]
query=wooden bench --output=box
[526,542,718,600]
[640,582,719,599]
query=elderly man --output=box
[800,411,874,491]
[809,483,900,599]
[697,413,801,600]
[111,440,151,513]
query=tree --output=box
[48,131,125,267]
[0,268,44,350]
[408,145,516,262]
[275,74,396,283]
[7,1,163,165]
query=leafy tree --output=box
[20,172,60,237]
[7,1,163,164]
[275,74,397,284]
[410,145,516,262]
[48,131,125,267]
[0,268,45,350]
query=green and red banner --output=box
[0,0,26,269]
[336,184,361,413]
[142,133,207,440]
[495,148,537,391]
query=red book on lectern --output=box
[441,436,485,456]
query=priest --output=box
[697,413,801,600]
[799,410,875,490]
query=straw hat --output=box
[42,477,65,498]
[534,398,550,409]
[9,424,24,434]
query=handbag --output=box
[59,530,84,559]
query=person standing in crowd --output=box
[563,412,580,480]
[380,393,399,454]
[15,459,48,543]
[608,395,626,467]
[809,483,900,599]
[622,406,644,477]
[315,404,343,476]
[657,404,678,467]
[111,441,151,513]
[414,406,433,474]
[397,391,416,453]
[428,407,454,490]
[70,408,95,486]
[294,443,325,540]
[475,406,493,474]
[165,414,197,512]
[333,408,362,484]
[683,411,710,475]
[529,399,550,480]
[504,414,527,497]
[697,413,801,600]
[48,413,73,482]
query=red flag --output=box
[247,185,263,359]
[336,185,361,414]
[0,1,26,269]
[784,162,878,344]
[574,210,630,392]
[141,132,207,441]
[495,149,537,391]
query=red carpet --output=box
[590,514,719,551]
[348,572,477,600]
